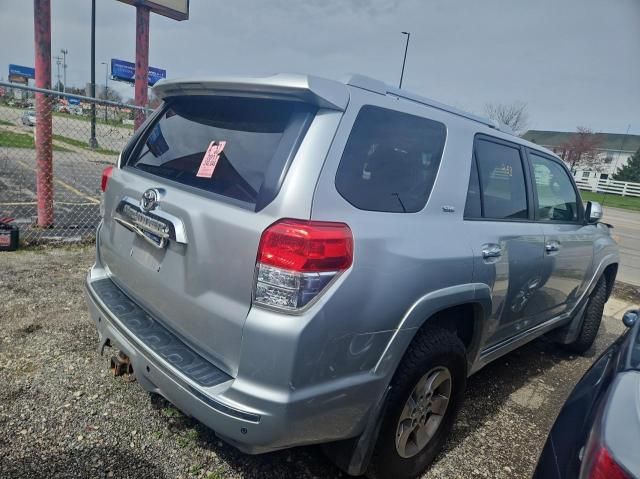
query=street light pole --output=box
[399,31,411,89]
[89,0,98,148]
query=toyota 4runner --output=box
[85,74,619,478]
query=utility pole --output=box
[60,48,68,93]
[54,55,62,92]
[89,0,98,148]
[101,61,109,122]
[399,31,411,89]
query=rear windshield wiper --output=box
[392,193,407,213]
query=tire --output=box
[566,277,607,354]
[368,328,467,479]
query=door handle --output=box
[481,244,502,259]
[545,241,560,253]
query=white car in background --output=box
[21,110,36,126]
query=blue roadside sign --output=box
[67,97,81,106]
[110,59,166,86]
[9,64,35,79]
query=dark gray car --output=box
[535,309,640,478]
[85,74,619,478]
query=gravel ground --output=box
[0,246,635,479]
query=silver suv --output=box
[86,74,619,478]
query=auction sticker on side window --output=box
[196,141,226,178]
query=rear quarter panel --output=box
[308,87,482,380]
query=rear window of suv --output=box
[126,96,314,209]
[335,105,446,213]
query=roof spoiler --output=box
[153,74,349,111]
[344,73,502,131]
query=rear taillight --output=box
[253,219,353,311]
[581,428,631,479]
[101,165,114,192]
[584,446,630,479]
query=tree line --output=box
[484,101,639,182]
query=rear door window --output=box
[335,105,446,213]
[529,152,580,222]
[126,96,314,209]
[474,139,529,220]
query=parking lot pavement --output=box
[605,206,640,287]
[0,146,114,242]
[0,246,637,479]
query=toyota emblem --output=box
[141,188,160,212]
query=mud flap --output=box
[323,386,391,476]
[548,301,588,345]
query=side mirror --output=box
[585,201,603,224]
[623,310,638,328]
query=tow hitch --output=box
[110,351,133,377]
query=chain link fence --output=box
[0,81,148,245]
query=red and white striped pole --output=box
[34,0,54,227]
[134,5,150,131]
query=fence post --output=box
[34,0,54,228]
[622,182,628,197]
[134,5,150,130]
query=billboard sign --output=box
[110,59,166,86]
[115,0,189,21]
[9,64,35,79]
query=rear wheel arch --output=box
[421,302,485,361]
[374,285,492,379]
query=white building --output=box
[522,130,640,180]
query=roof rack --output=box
[345,74,503,132]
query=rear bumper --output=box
[85,267,384,453]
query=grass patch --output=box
[0,129,35,148]
[0,102,134,129]
[205,469,226,479]
[0,129,70,152]
[52,134,119,155]
[160,405,183,418]
[176,428,199,448]
[0,119,14,126]
[52,110,135,129]
[188,463,204,475]
[580,190,640,212]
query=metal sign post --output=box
[33,0,54,228]
[134,5,150,130]
[116,0,189,130]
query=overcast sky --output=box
[1,0,639,134]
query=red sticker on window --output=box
[196,141,226,178]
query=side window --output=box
[335,105,446,213]
[475,139,529,220]
[530,153,579,222]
